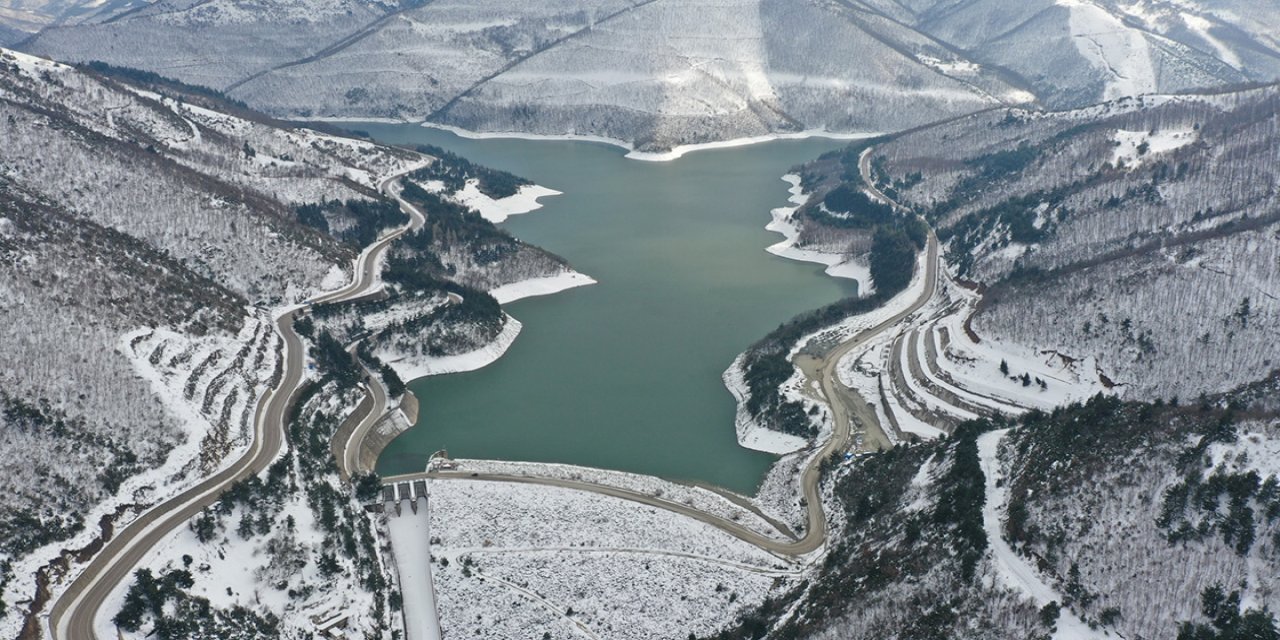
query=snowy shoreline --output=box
[295,116,875,162]
[385,270,596,382]
[420,177,563,224]
[454,181,562,224]
[386,314,524,381]
[419,121,876,162]
[722,354,809,455]
[491,271,596,305]
[764,174,873,292]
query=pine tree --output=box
[237,511,255,540]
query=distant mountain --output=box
[0,0,151,41]
[14,0,1280,150]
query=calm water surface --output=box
[354,124,852,494]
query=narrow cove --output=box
[354,124,854,494]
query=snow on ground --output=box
[378,268,594,381]
[91,385,385,639]
[451,179,562,223]
[435,458,791,542]
[97,482,381,639]
[977,429,1107,640]
[1110,127,1198,167]
[625,131,877,163]
[896,331,983,422]
[426,478,799,640]
[386,497,443,640]
[423,122,875,163]
[750,452,810,536]
[317,264,349,293]
[764,174,873,292]
[381,314,521,381]
[931,301,1110,411]
[838,332,948,441]
[1206,426,1280,479]
[1057,0,1158,100]
[723,353,811,455]
[1181,12,1242,69]
[489,271,596,304]
[2,318,276,640]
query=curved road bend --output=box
[50,167,430,640]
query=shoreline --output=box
[385,270,596,382]
[419,121,878,162]
[490,271,596,305]
[297,116,877,162]
[763,174,874,292]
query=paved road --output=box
[334,177,428,480]
[340,372,388,479]
[50,167,428,640]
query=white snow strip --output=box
[452,180,562,224]
[978,429,1107,640]
[490,271,597,305]
[421,121,877,163]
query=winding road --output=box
[48,166,428,640]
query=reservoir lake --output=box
[355,124,852,494]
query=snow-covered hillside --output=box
[793,85,1280,401]
[707,392,1280,639]
[0,48,583,639]
[16,0,1280,149]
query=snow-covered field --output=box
[430,458,792,542]
[426,478,799,640]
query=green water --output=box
[357,124,852,494]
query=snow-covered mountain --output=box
[0,0,150,43]
[707,391,1280,639]
[0,49,580,638]
[791,83,1280,401]
[16,0,1279,150]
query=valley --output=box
[1,2,1279,637]
[353,124,857,493]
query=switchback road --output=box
[50,165,428,640]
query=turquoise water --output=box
[356,124,851,494]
